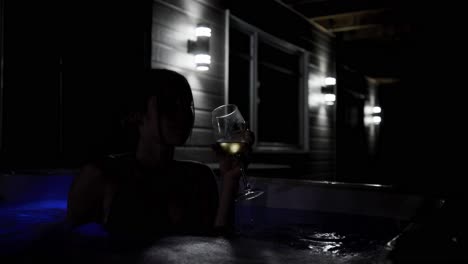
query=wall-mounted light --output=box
[364,105,382,125]
[321,76,336,105]
[324,94,336,105]
[188,24,211,71]
[324,77,336,86]
[364,106,382,115]
[372,116,381,124]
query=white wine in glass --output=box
[216,140,249,155]
[212,104,264,201]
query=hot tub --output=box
[0,170,434,263]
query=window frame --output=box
[229,15,309,153]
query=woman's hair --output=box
[119,69,195,150]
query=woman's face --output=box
[139,95,193,146]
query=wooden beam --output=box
[329,24,379,33]
[309,20,335,36]
[289,0,393,19]
[309,8,392,34]
[311,9,388,21]
[365,77,400,84]
[273,0,335,37]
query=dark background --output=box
[0,0,152,168]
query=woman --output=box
[67,69,248,239]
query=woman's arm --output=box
[187,161,239,233]
[67,164,107,228]
[214,166,240,228]
[213,130,253,229]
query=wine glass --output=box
[212,104,264,201]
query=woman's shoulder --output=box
[80,153,135,181]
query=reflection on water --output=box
[295,230,389,260]
[236,224,393,262]
[306,239,342,254]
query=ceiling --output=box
[280,0,415,78]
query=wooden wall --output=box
[307,63,336,181]
[151,0,227,163]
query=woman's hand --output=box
[212,129,255,178]
[212,129,255,228]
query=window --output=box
[228,25,251,123]
[228,16,308,152]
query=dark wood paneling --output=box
[153,21,225,65]
[301,35,333,53]
[186,128,214,146]
[187,75,225,95]
[308,53,335,71]
[309,126,336,139]
[307,88,336,179]
[151,62,225,95]
[304,161,336,173]
[192,90,224,111]
[152,0,226,163]
[154,0,225,30]
[309,138,335,152]
[194,0,225,10]
[308,150,336,162]
[194,109,212,129]
[336,66,369,183]
[153,44,225,80]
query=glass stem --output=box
[236,154,250,190]
[239,165,250,190]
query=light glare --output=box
[324,77,336,86]
[195,26,211,37]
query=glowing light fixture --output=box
[324,93,336,103]
[324,77,336,86]
[372,116,382,124]
[194,54,211,64]
[321,76,336,106]
[196,65,209,71]
[365,105,382,115]
[188,23,211,71]
[364,104,382,126]
[195,26,211,37]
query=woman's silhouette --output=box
[67,69,247,239]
